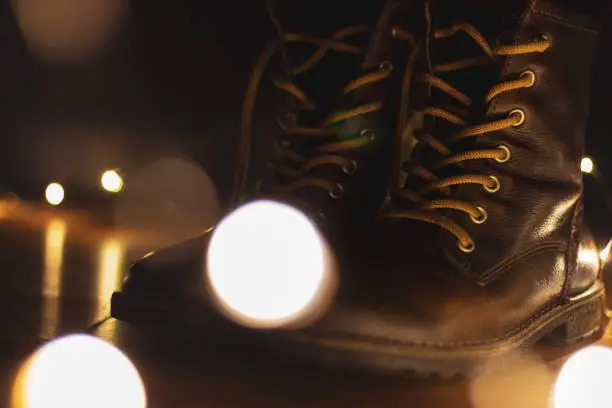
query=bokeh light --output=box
[469,351,554,408]
[12,334,146,408]
[554,345,612,408]
[114,158,220,247]
[581,157,594,174]
[13,0,130,64]
[45,182,64,206]
[207,200,337,329]
[101,169,124,193]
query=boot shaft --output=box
[387,0,599,281]
[449,0,599,280]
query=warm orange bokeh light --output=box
[207,200,337,329]
[12,334,146,408]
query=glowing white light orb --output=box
[207,200,335,329]
[581,157,594,174]
[45,183,64,206]
[554,345,612,408]
[12,334,146,408]
[101,169,123,193]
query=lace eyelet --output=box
[470,206,488,224]
[379,60,394,71]
[458,240,475,253]
[540,32,552,43]
[484,175,501,193]
[495,145,511,163]
[328,183,345,199]
[520,70,536,87]
[360,128,376,142]
[391,27,399,38]
[342,160,358,175]
[509,109,525,127]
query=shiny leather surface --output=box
[444,0,599,285]
[123,233,210,301]
[295,0,604,348]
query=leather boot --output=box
[273,0,607,377]
[110,0,419,328]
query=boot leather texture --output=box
[114,0,606,373]
[285,0,603,349]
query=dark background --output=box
[0,0,611,217]
[0,0,275,206]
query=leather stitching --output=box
[533,8,598,34]
[477,241,567,284]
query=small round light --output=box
[45,183,64,206]
[206,200,337,329]
[581,157,594,174]
[554,346,612,408]
[101,170,123,193]
[12,334,146,408]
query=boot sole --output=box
[268,281,607,378]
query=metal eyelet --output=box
[540,32,552,43]
[379,60,394,71]
[484,175,501,193]
[360,128,376,142]
[521,70,536,87]
[342,160,358,175]
[470,206,488,224]
[458,240,475,253]
[509,109,525,127]
[391,27,399,38]
[495,145,511,163]
[328,183,345,199]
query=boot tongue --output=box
[263,0,381,207]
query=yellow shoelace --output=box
[232,26,413,204]
[387,22,552,253]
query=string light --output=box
[101,170,124,193]
[581,157,594,174]
[207,200,337,329]
[45,183,64,206]
[12,334,146,408]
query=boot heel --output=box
[541,299,602,346]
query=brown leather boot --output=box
[277,0,607,377]
[111,0,421,329]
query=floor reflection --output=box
[96,237,125,342]
[40,218,66,340]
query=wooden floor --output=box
[0,201,610,408]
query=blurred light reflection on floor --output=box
[0,202,611,408]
